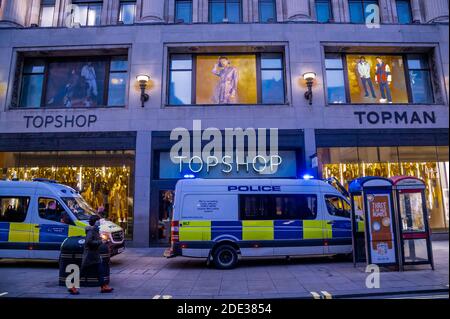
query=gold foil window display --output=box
[6,166,132,235]
[323,161,446,229]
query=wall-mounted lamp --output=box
[136,74,150,107]
[303,72,316,105]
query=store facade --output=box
[0,132,136,240]
[0,0,448,246]
[316,129,449,232]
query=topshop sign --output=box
[24,114,97,129]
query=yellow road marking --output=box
[321,291,332,299]
[310,291,321,299]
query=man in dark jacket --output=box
[68,214,114,294]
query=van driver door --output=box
[30,197,74,259]
[323,195,353,255]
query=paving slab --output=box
[0,240,448,299]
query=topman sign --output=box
[354,111,436,125]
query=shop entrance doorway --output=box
[158,190,174,244]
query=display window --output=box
[15,55,128,108]
[0,151,135,239]
[325,53,435,104]
[168,52,286,105]
[318,146,449,231]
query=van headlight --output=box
[100,232,110,241]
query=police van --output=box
[0,179,125,260]
[166,178,360,269]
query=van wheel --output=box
[213,245,238,269]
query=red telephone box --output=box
[390,176,434,270]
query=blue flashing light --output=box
[302,174,314,180]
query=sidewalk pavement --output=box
[0,241,448,299]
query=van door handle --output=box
[327,221,334,225]
[34,225,40,229]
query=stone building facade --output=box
[0,0,448,246]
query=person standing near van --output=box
[68,215,114,295]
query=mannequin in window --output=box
[212,56,239,104]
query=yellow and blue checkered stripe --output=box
[178,219,352,242]
[0,221,85,249]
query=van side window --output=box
[0,197,30,222]
[38,198,71,224]
[240,194,317,220]
[325,195,351,219]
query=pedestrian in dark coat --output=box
[68,214,114,295]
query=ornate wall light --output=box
[136,74,150,107]
[303,72,316,105]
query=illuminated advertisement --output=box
[366,192,397,264]
[346,55,408,104]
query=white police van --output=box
[0,179,125,260]
[166,178,359,269]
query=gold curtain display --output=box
[6,166,133,237]
[322,159,448,231]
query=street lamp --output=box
[303,72,316,106]
[136,74,150,107]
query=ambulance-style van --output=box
[166,178,360,269]
[0,179,125,260]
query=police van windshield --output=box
[62,197,97,221]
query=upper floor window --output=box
[16,55,128,108]
[175,0,193,23]
[349,0,378,24]
[315,0,333,23]
[72,0,102,26]
[209,0,242,23]
[119,0,136,24]
[396,0,412,24]
[168,52,285,106]
[325,53,434,105]
[39,0,55,27]
[259,0,276,23]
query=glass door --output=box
[398,190,430,264]
[158,190,174,244]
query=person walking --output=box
[68,214,114,295]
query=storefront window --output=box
[325,54,346,104]
[16,55,128,108]
[326,53,435,105]
[168,52,286,105]
[319,146,449,232]
[407,54,434,104]
[0,151,135,239]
